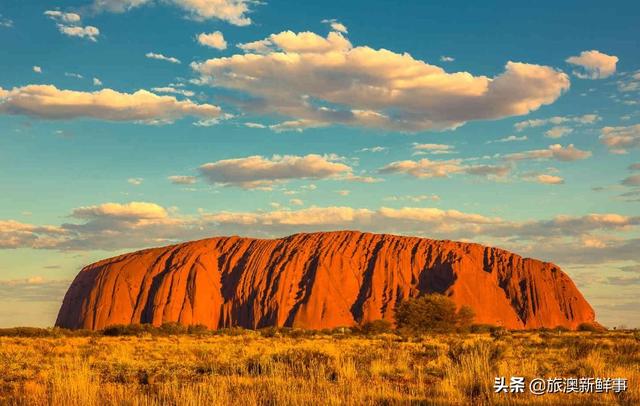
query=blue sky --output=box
[1,0,639,328]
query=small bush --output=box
[490,328,509,340]
[157,322,188,335]
[258,327,280,338]
[577,322,603,332]
[212,327,249,336]
[102,324,151,336]
[360,320,393,335]
[469,324,502,334]
[286,328,310,338]
[187,324,209,334]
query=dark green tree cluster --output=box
[395,294,475,333]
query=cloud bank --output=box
[2,203,638,270]
[600,124,640,154]
[198,154,352,188]
[192,30,570,132]
[92,0,256,26]
[0,84,221,124]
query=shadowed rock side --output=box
[56,231,595,330]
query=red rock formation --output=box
[56,231,595,330]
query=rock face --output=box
[56,231,595,330]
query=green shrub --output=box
[360,320,393,335]
[157,322,188,335]
[258,326,280,338]
[469,324,503,334]
[552,325,570,333]
[187,324,209,334]
[211,327,249,336]
[395,294,475,334]
[102,324,151,336]
[577,322,603,332]
[490,327,509,339]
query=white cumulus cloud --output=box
[514,114,600,132]
[197,31,227,50]
[168,175,197,185]
[566,50,618,79]
[379,158,510,179]
[0,84,221,124]
[45,10,100,41]
[321,19,348,33]
[545,126,573,139]
[192,30,570,132]
[533,174,564,185]
[146,52,181,64]
[198,154,353,188]
[600,124,640,154]
[504,144,591,162]
[92,0,256,26]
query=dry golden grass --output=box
[0,329,638,405]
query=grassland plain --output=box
[0,328,638,405]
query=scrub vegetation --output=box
[0,325,638,405]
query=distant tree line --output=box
[0,294,611,337]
